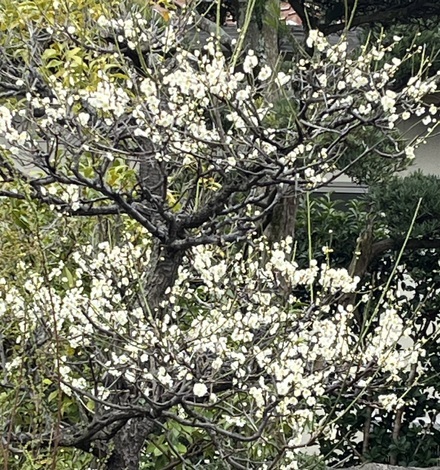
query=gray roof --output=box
[183,24,361,53]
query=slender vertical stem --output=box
[362,405,372,458]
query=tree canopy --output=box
[0,0,439,469]
[288,0,440,34]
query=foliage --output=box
[290,0,440,34]
[370,171,440,239]
[295,194,371,265]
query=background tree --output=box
[288,0,440,35]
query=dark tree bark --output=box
[106,419,156,470]
[265,186,299,244]
[349,234,440,281]
[145,242,185,317]
[239,0,303,247]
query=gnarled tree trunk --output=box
[106,419,157,470]
[103,245,184,468]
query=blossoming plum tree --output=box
[0,0,439,469]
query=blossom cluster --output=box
[0,105,29,155]
[2,12,436,204]
[0,235,429,466]
[305,29,438,137]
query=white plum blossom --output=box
[243,50,258,73]
[258,65,272,81]
[193,383,209,397]
[306,29,327,49]
[405,146,416,159]
[77,112,90,126]
[86,79,130,117]
[319,264,360,294]
[381,90,397,113]
[276,71,290,86]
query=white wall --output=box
[317,116,440,195]
[399,117,440,177]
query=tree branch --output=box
[320,0,440,35]
[350,234,440,280]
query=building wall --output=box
[319,117,440,197]
[399,117,440,177]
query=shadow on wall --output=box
[399,116,440,177]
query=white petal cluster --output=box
[243,50,258,73]
[381,90,397,113]
[319,264,360,294]
[0,230,431,467]
[2,11,435,191]
[0,106,29,152]
[86,78,130,117]
[0,10,438,465]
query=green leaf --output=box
[42,48,59,60]
[48,390,58,403]
[63,266,74,287]
[46,59,64,68]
